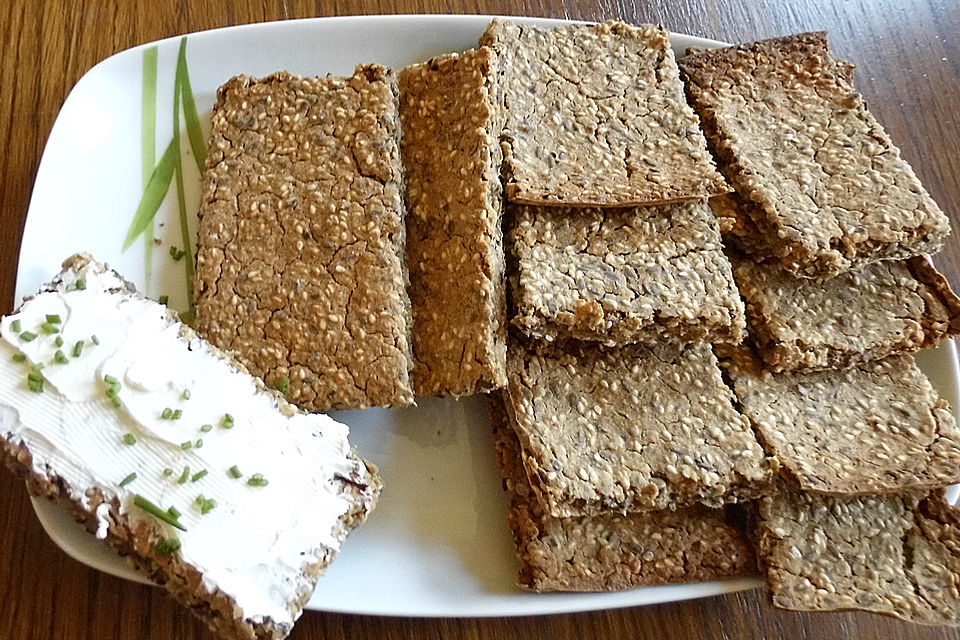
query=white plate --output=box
[17,14,960,618]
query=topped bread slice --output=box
[0,255,381,640]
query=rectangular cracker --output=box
[510,200,745,346]
[399,49,507,396]
[503,339,771,517]
[729,250,960,372]
[480,19,728,207]
[680,33,950,278]
[194,67,414,411]
[490,395,756,591]
[724,348,960,495]
[756,485,960,625]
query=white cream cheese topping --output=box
[0,263,368,627]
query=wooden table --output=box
[1,1,958,638]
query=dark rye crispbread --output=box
[510,200,745,346]
[722,347,960,495]
[480,19,728,207]
[1,255,381,640]
[729,251,960,372]
[756,485,960,625]
[489,395,756,591]
[399,48,508,397]
[194,67,413,411]
[680,33,950,278]
[503,339,772,517]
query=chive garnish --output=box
[167,506,181,519]
[221,414,234,429]
[177,466,190,484]
[155,538,181,554]
[40,322,59,335]
[10,320,20,333]
[45,314,61,324]
[181,389,191,400]
[247,473,268,487]
[194,439,203,448]
[31,363,44,373]
[228,465,242,479]
[123,433,137,445]
[191,470,207,482]
[27,377,44,393]
[66,282,77,292]
[159,295,169,305]
[104,374,118,384]
[171,409,182,420]
[119,472,137,487]
[27,371,43,383]
[91,335,100,345]
[161,408,173,419]
[111,396,123,409]
[53,350,68,364]
[200,424,212,433]
[12,352,25,362]
[72,341,84,357]
[20,331,37,342]
[54,336,64,347]
[180,441,192,450]
[133,494,186,531]
[76,278,86,290]
[195,495,216,514]
[162,468,174,476]
[276,377,290,393]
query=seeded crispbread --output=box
[756,485,960,625]
[680,33,950,278]
[510,200,744,346]
[399,48,508,397]
[480,19,728,207]
[489,395,756,591]
[194,67,414,411]
[729,251,960,372]
[723,348,960,495]
[503,339,772,517]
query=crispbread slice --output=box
[503,339,772,517]
[399,48,507,397]
[724,349,960,495]
[480,20,728,207]
[194,66,413,411]
[510,200,744,346]
[756,485,960,625]
[729,251,960,372]
[489,395,756,591]
[680,33,950,278]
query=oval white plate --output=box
[18,14,960,618]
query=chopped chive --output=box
[12,352,26,362]
[171,409,182,420]
[180,441,192,450]
[30,363,44,373]
[105,387,117,399]
[45,314,62,324]
[91,335,100,345]
[177,466,190,484]
[276,376,290,393]
[221,414,234,429]
[162,468,174,476]
[181,389,191,400]
[191,470,207,482]
[159,295,169,305]
[133,494,186,531]
[10,320,21,333]
[195,495,216,514]
[66,282,77,292]
[27,377,44,393]
[54,336,64,347]
[247,473,268,487]
[72,341,84,357]
[119,472,137,487]
[27,371,43,382]
[111,396,123,409]
[228,465,243,479]
[167,506,181,518]
[75,278,86,291]
[161,408,173,419]
[194,439,203,448]
[20,331,37,342]
[53,350,68,364]
[123,433,137,445]
[200,424,212,433]
[104,374,118,385]
[155,538,181,554]
[40,322,59,334]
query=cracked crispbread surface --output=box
[680,33,950,278]
[729,251,960,372]
[194,67,414,411]
[489,395,756,592]
[510,200,745,346]
[503,339,772,517]
[479,20,728,207]
[399,48,508,397]
[724,348,960,495]
[757,485,960,624]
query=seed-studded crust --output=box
[510,200,745,346]
[680,33,950,278]
[729,251,960,372]
[2,254,382,640]
[489,395,756,591]
[399,48,508,397]
[724,349,960,495]
[480,19,729,207]
[756,485,960,625]
[503,339,772,517]
[194,67,414,411]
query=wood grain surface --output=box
[1,1,959,638]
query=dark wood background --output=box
[1,1,958,638]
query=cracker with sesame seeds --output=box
[194,67,414,411]
[399,48,508,397]
[479,19,729,207]
[503,339,772,518]
[730,251,960,372]
[756,485,960,624]
[489,395,756,591]
[510,200,745,346]
[680,33,950,278]
[724,349,960,495]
